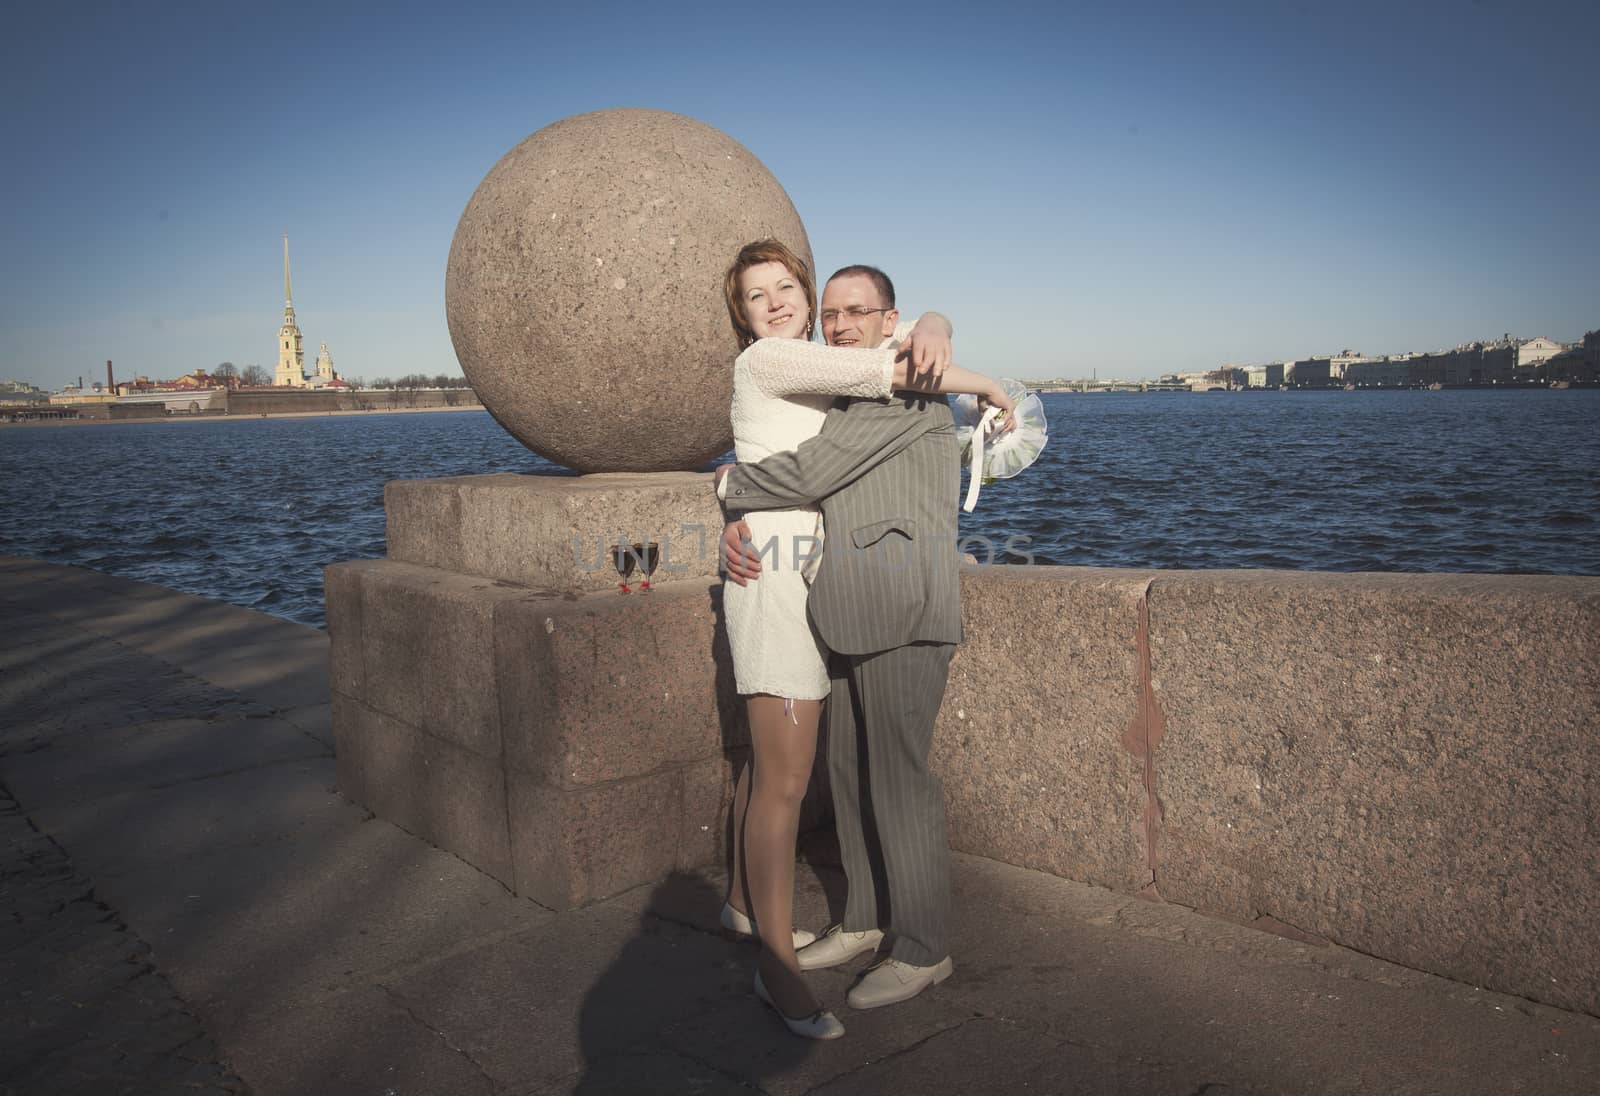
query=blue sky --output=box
[3,0,1595,389]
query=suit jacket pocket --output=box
[849,518,918,549]
[825,516,925,650]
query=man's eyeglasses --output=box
[820,306,891,325]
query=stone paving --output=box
[2,556,1598,1095]
[0,787,244,1095]
[0,600,249,1094]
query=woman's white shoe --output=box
[753,970,845,1040]
[719,903,818,949]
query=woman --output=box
[716,239,1013,1039]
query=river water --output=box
[2,390,1595,628]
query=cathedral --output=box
[274,235,342,388]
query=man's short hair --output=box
[826,264,896,308]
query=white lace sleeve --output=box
[739,338,896,400]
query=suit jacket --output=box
[722,391,963,656]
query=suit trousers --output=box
[828,641,955,967]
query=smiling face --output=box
[820,273,899,348]
[738,261,811,341]
[723,239,816,349]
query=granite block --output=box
[1148,570,1600,1017]
[323,559,372,699]
[495,577,738,787]
[677,750,744,872]
[386,472,727,593]
[383,476,463,575]
[935,566,1156,894]
[331,690,370,807]
[356,559,531,758]
[333,692,512,887]
[508,767,684,909]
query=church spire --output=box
[275,233,307,387]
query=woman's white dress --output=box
[723,331,909,699]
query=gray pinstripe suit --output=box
[723,390,961,966]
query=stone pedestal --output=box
[384,472,728,594]
[325,473,756,909]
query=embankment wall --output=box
[75,403,169,421]
[939,567,1597,1018]
[326,556,1598,1017]
[225,389,483,416]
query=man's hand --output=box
[713,463,734,493]
[979,386,1019,434]
[721,519,761,586]
[899,312,954,384]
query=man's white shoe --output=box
[845,956,954,1009]
[796,925,885,971]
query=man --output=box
[714,265,963,1009]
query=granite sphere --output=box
[445,108,813,472]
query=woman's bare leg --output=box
[745,695,823,1017]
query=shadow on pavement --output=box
[572,872,812,1094]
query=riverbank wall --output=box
[940,566,1597,1019]
[2,388,486,427]
[224,388,483,415]
[325,474,1599,1019]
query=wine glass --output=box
[634,542,661,590]
[612,543,637,592]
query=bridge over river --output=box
[1027,380,1193,393]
